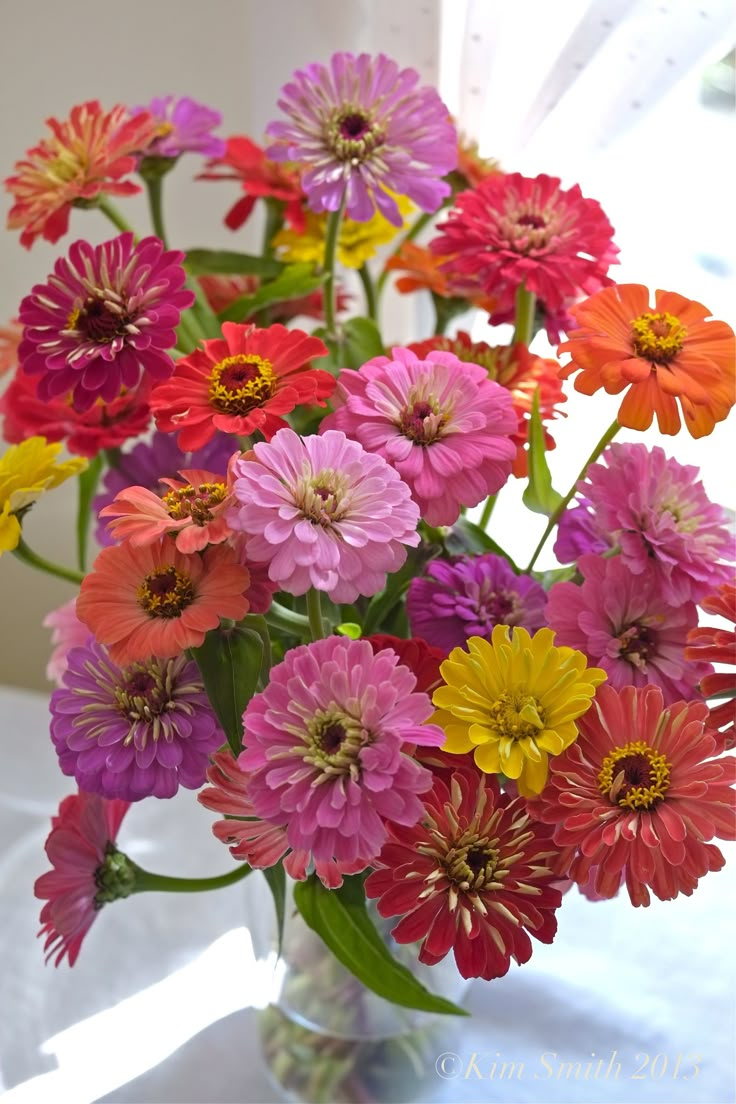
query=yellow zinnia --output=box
[273,197,413,270]
[0,437,86,555]
[432,625,607,796]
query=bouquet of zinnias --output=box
[1,54,734,1018]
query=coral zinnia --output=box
[0,320,21,377]
[132,96,225,160]
[51,642,223,800]
[35,792,132,965]
[407,554,547,653]
[266,52,456,225]
[558,285,735,438]
[546,554,711,705]
[535,684,736,906]
[322,346,517,526]
[149,322,332,451]
[198,136,305,232]
[431,172,618,334]
[18,234,193,412]
[432,626,607,796]
[365,769,562,980]
[0,436,86,555]
[686,584,736,752]
[227,428,420,602]
[76,537,251,664]
[5,101,157,249]
[240,637,444,867]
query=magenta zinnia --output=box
[18,234,193,412]
[266,52,457,225]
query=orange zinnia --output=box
[385,242,496,312]
[558,285,735,438]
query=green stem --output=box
[376,210,433,297]
[478,493,497,531]
[357,264,378,323]
[306,588,325,641]
[525,419,621,572]
[513,283,536,348]
[244,614,272,684]
[13,537,85,585]
[322,196,346,340]
[176,307,204,353]
[145,176,168,247]
[97,196,136,237]
[264,600,311,637]
[131,862,251,895]
[262,197,284,258]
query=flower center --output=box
[475,583,521,631]
[66,295,132,343]
[616,623,656,671]
[440,821,501,892]
[487,689,545,742]
[296,467,349,527]
[114,659,174,729]
[499,203,555,253]
[162,482,227,525]
[327,106,385,163]
[630,311,687,364]
[398,397,448,445]
[137,565,195,618]
[302,708,369,780]
[598,740,671,810]
[208,354,277,416]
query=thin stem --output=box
[478,494,497,531]
[322,195,346,340]
[358,264,378,322]
[131,862,251,895]
[13,537,85,585]
[261,197,284,258]
[376,210,433,297]
[97,196,136,237]
[176,307,204,353]
[513,283,536,348]
[525,419,621,572]
[306,588,325,641]
[264,600,311,637]
[145,176,168,247]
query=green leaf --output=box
[341,316,385,369]
[522,389,564,517]
[335,622,362,639]
[218,264,325,323]
[362,546,437,636]
[263,863,286,957]
[76,455,103,572]
[183,249,284,279]
[191,623,263,756]
[293,875,467,1017]
[445,517,520,573]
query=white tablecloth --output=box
[1,684,734,1104]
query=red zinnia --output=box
[149,322,333,451]
[366,633,446,695]
[365,769,562,980]
[535,684,736,906]
[198,135,305,232]
[686,584,736,752]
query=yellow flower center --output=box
[137,565,195,618]
[155,121,175,139]
[630,311,687,364]
[161,482,227,525]
[208,354,276,416]
[598,740,671,810]
[488,689,545,742]
[327,106,385,163]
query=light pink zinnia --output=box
[43,597,92,684]
[322,347,517,526]
[240,637,445,868]
[227,428,420,602]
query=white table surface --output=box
[1,683,734,1104]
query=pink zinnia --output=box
[227,428,420,602]
[567,442,733,604]
[321,347,517,526]
[43,598,92,684]
[132,95,226,160]
[18,234,193,412]
[545,554,711,705]
[240,637,444,868]
[534,684,736,906]
[686,584,736,753]
[430,172,618,334]
[35,792,132,965]
[266,52,456,225]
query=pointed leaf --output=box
[264,863,286,958]
[184,249,283,278]
[191,623,263,756]
[445,517,520,573]
[218,264,325,323]
[522,389,564,517]
[342,316,385,369]
[76,455,103,572]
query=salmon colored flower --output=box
[76,537,251,664]
[385,242,496,311]
[686,584,736,752]
[0,320,21,377]
[5,101,157,249]
[149,322,332,451]
[198,135,305,231]
[558,285,736,438]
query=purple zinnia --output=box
[132,95,226,159]
[50,641,223,801]
[546,554,712,705]
[553,496,608,564]
[266,52,457,225]
[407,553,547,653]
[93,429,235,546]
[18,234,194,412]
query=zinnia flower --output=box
[365,634,445,696]
[132,95,225,159]
[563,442,733,604]
[365,769,562,980]
[553,496,607,564]
[0,320,21,377]
[407,333,566,478]
[450,133,500,191]
[240,637,444,867]
[407,554,547,653]
[384,242,496,311]
[227,427,420,602]
[432,626,607,796]
[197,273,349,322]
[534,684,736,906]
[5,101,157,249]
[322,346,517,526]
[430,172,618,334]
[266,52,456,225]
[686,584,736,752]
[44,598,92,684]
[273,197,411,269]
[149,322,332,450]
[546,554,711,704]
[76,537,251,664]
[18,233,193,412]
[198,135,305,231]
[35,791,132,965]
[0,436,86,555]
[558,285,736,438]
[51,641,223,800]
